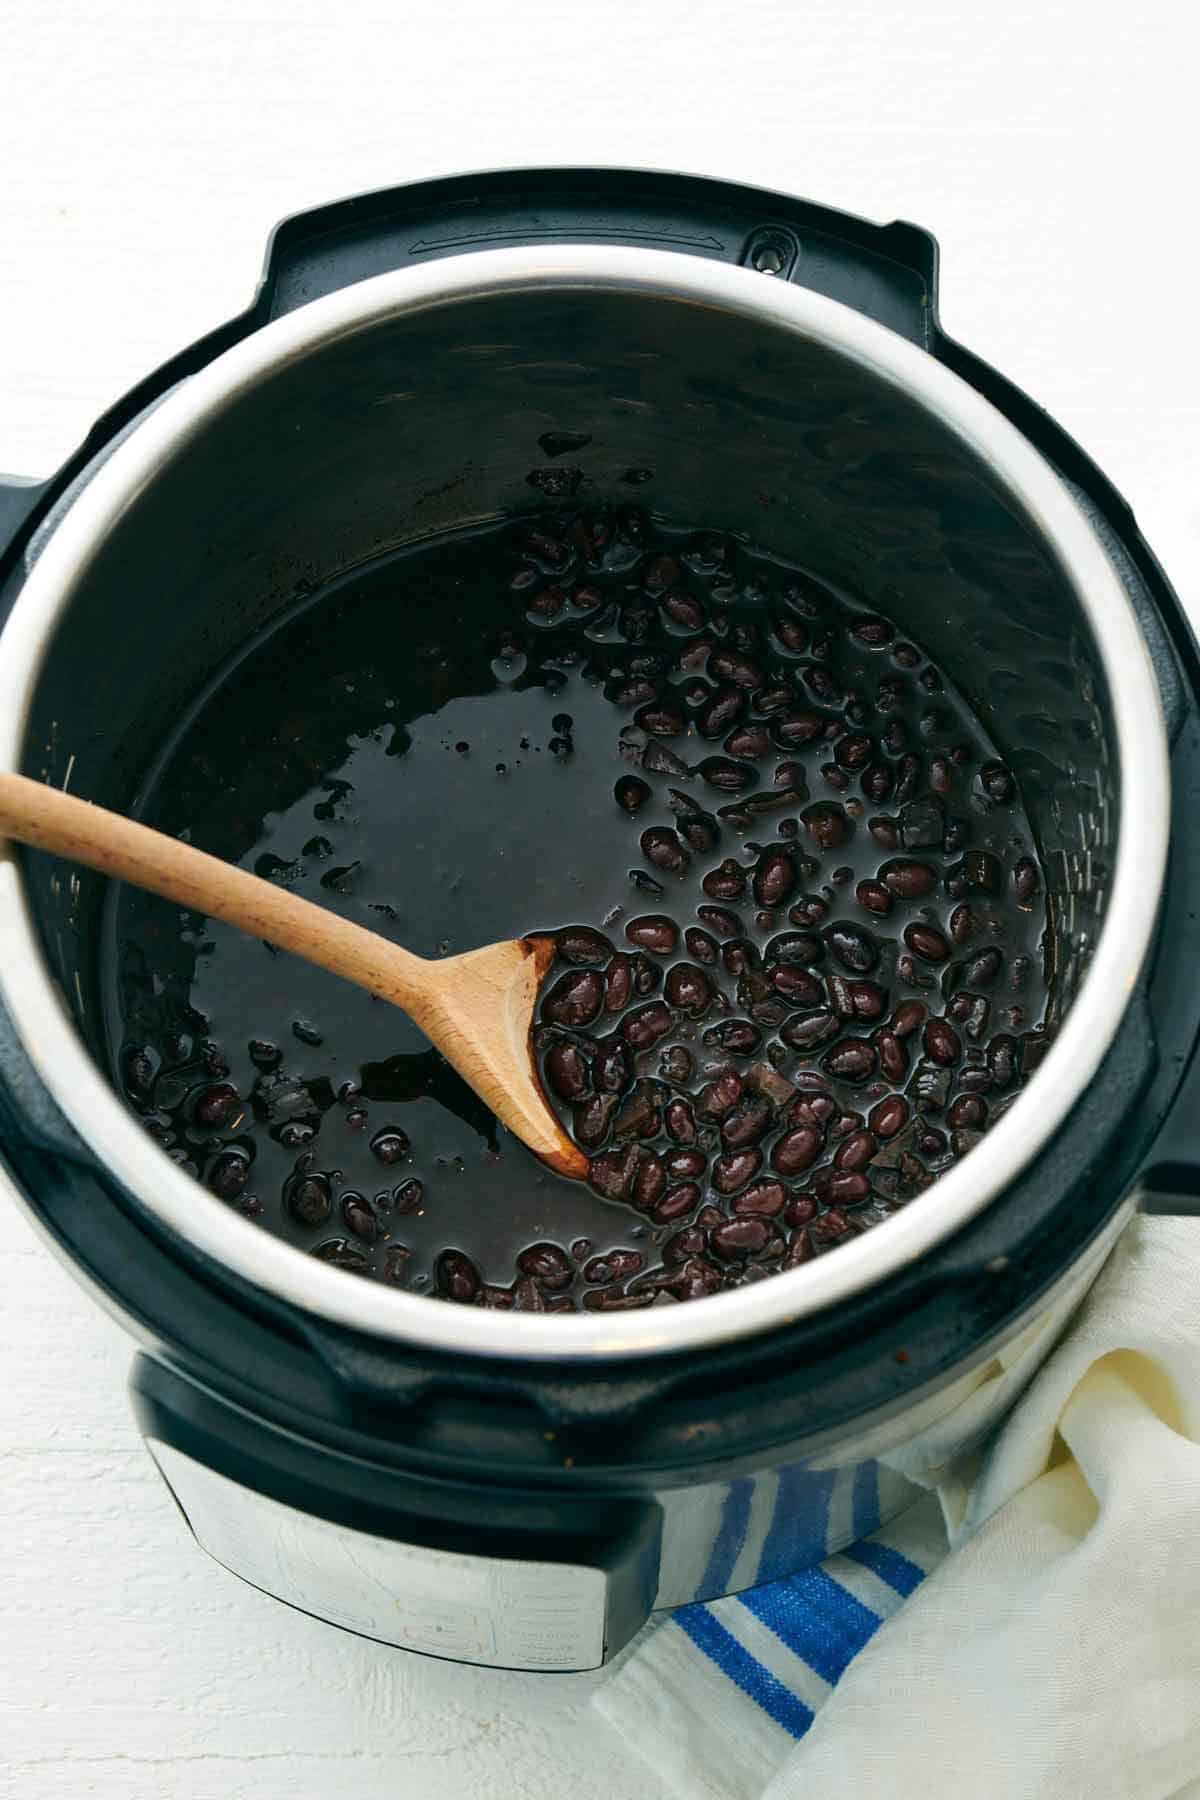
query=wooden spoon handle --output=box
[0,771,432,1007]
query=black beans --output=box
[924,1018,963,1066]
[588,1144,641,1200]
[574,1093,618,1148]
[702,861,748,901]
[979,760,1015,803]
[545,1041,592,1102]
[136,508,1050,1312]
[640,826,690,872]
[869,1095,909,1138]
[543,969,604,1026]
[771,1126,823,1174]
[615,775,651,813]
[821,1040,878,1083]
[436,1249,480,1302]
[626,914,679,954]
[621,1001,674,1049]
[593,1038,633,1093]
[801,801,852,848]
[880,858,936,898]
[665,1096,698,1142]
[697,687,746,738]
[713,1148,763,1193]
[370,1128,411,1165]
[721,1097,773,1148]
[780,1010,839,1049]
[1014,857,1040,903]
[342,1192,379,1242]
[555,925,613,966]
[697,757,757,793]
[769,965,825,1007]
[753,848,796,908]
[904,922,950,963]
[711,1216,777,1259]
[286,1172,331,1226]
[685,926,719,963]
[664,963,715,1013]
[826,923,879,972]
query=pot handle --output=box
[256,167,940,348]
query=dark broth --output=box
[104,507,1050,1311]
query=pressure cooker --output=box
[1,168,1197,1671]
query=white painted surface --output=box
[1,2,1198,1794]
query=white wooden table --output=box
[2,3,1198,1794]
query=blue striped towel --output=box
[593,1492,948,1800]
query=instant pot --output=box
[1,169,1198,1671]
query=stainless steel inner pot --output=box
[0,246,1169,1361]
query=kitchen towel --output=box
[594,1215,1200,1800]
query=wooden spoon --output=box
[0,772,588,1179]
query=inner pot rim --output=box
[0,244,1170,1362]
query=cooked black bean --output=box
[665,1096,699,1142]
[801,801,852,848]
[960,850,1004,893]
[869,1095,909,1138]
[593,1038,633,1094]
[685,925,719,963]
[706,1018,763,1056]
[545,1041,592,1102]
[640,826,690,873]
[630,952,662,995]
[696,687,745,738]
[543,969,604,1026]
[780,1010,839,1050]
[342,1193,379,1243]
[713,1148,763,1193]
[622,1001,673,1048]
[987,1033,1018,1088]
[697,756,757,793]
[821,1039,878,1083]
[769,964,825,1007]
[664,963,715,1014]
[286,1172,331,1226]
[702,860,748,900]
[1014,856,1040,903]
[835,731,872,770]
[960,946,1004,988]
[626,914,679,954]
[880,858,936,898]
[654,1181,703,1222]
[979,760,1015,803]
[770,1126,823,1176]
[574,1093,618,1148]
[370,1128,411,1165]
[721,1097,773,1148]
[709,648,765,689]
[825,922,879,972]
[711,1215,777,1259]
[435,1249,480,1302]
[753,847,796,908]
[659,1045,695,1085]
[721,937,760,977]
[948,902,978,943]
[588,1144,641,1200]
[924,1018,963,1066]
[615,775,652,813]
[904,922,950,963]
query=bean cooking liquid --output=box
[106,506,1051,1313]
